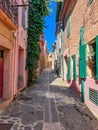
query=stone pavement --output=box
[0,68,98,130]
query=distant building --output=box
[38,34,49,74]
[48,53,52,68]
[52,41,57,70]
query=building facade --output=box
[0,0,18,109]
[0,0,28,110]
[14,0,28,95]
[56,0,98,118]
[52,41,58,70]
[38,34,49,74]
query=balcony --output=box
[0,0,18,30]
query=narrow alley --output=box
[0,68,98,130]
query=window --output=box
[22,7,25,29]
[88,0,93,5]
[87,41,96,78]
[66,15,70,38]
[87,36,98,80]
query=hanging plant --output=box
[26,0,50,86]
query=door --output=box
[0,51,3,98]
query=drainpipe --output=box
[80,26,85,103]
[81,79,84,102]
[13,0,20,96]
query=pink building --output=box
[0,0,28,110]
[38,34,49,74]
[13,0,28,95]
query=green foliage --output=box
[26,0,50,86]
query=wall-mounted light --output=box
[12,0,33,8]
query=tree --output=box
[26,0,50,86]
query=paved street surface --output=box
[0,68,98,130]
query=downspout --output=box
[80,27,85,103]
[13,0,19,96]
[13,35,17,96]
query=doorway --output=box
[0,50,3,98]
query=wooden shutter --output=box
[66,16,70,38]
[96,35,98,80]
[88,0,93,5]
[79,44,87,78]
[67,57,71,80]
[72,55,76,80]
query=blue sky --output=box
[44,2,56,52]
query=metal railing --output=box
[0,0,18,25]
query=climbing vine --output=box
[26,0,50,86]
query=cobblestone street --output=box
[0,68,98,130]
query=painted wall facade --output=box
[14,0,28,95]
[38,34,49,74]
[56,0,98,118]
[0,0,18,109]
[0,0,28,110]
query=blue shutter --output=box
[96,35,98,80]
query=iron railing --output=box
[0,0,18,25]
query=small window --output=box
[87,40,96,78]
[88,0,93,5]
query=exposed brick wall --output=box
[62,0,98,117]
[84,0,98,43]
[64,0,87,56]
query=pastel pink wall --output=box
[38,34,49,74]
[85,79,98,116]
[13,0,28,95]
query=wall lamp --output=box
[13,0,33,7]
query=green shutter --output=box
[67,57,71,80]
[66,16,70,38]
[79,44,87,78]
[72,55,76,80]
[88,0,93,5]
[80,26,84,45]
[96,35,98,80]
